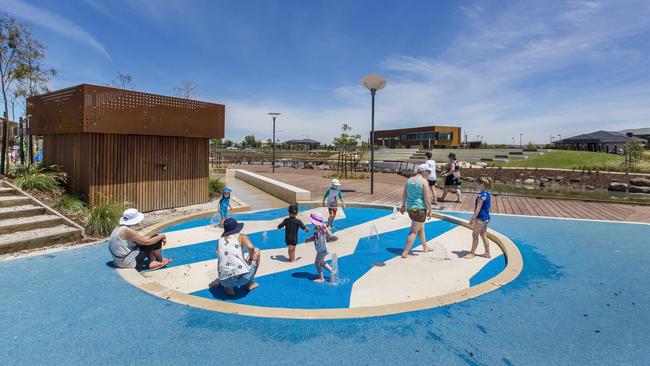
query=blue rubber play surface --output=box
[1,214,649,365]
[192,219,458,308]
[161,207,391,269]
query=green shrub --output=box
[87,202,125,237]
[55,194,86,213]
[208,177,226,197]
[12,165,66,192]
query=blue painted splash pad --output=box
[156,206,508,309]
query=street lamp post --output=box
[519,133,523,148]
[18,117,25,166]
[268,112,281,173]
[362,74,387,195]
[26,114,33,165]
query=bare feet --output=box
[247,282,260,291]
[401,251,417,258]
[478,253,491,258]
[148,258,171,270]
[313,278,325,283]
[463,252,476,259]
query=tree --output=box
[625,140,645,170]
[242,134,260,149]
[223,139,233,148]
[110,71,135,90]
[1,14,49,173]
[332,123,361,152]
[173,79,198,99]
[13,35,56,165]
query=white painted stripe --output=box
[349,226,504,308]
[144,212,418,293]
[163,207,349,250]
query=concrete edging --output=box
[118,202,523,319]
[233,169,310,203]
[140,195,251,235]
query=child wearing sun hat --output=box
[322,179,346,229]
[306,212,337,283]
[217,188,233,227]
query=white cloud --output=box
[1,0,110,59]
[223,0,650,144]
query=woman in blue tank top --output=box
[399,164,433,258]
[465,177,492,259]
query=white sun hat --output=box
[418,164,432,172]
[119,208,144,226]
[331,179,341,186]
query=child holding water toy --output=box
[306,212,337,283]
[278,204,310,262]
[465,177,492,259]
[217,188,233,227]
[323,179,346,229]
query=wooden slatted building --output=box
[28,84,225,212]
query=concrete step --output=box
[0,225,83,255]
[0,205,46,220]
[0,187,17,196]
[0,214,64,235]
[0,196,32,208]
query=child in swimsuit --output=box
[217,188,233,227]
[306,212,336,283]
[278,204,310,262]
[323,179,346,229]
[465,177,491,259]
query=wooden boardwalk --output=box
[232,165,650,224]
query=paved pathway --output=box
[231,165,650,223]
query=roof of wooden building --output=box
[28,84,224,139]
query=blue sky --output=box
[2,0,649,144]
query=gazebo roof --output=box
[28,84,224,139]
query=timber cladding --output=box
[29,84,224,212]
[43,133,209,212]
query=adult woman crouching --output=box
[108,208,171,270]
[209,218,261,296]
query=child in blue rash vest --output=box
[217,188,233,227]
[465,177,492,259]
[322,179,346,229]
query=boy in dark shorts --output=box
[278,204,310,262]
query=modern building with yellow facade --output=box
[373,125,462,148]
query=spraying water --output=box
[391,206,398,220]
[262,230,268,243]
[330,253,339,284]
[369,224,379,240]
[210,213,220,227]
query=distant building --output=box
[554,130,646,154]
[284,138,321,150]
[373,125,462,149]
[619,128,650,147]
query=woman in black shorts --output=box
[439,152,462,203]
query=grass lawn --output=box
[501,150,627,170]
